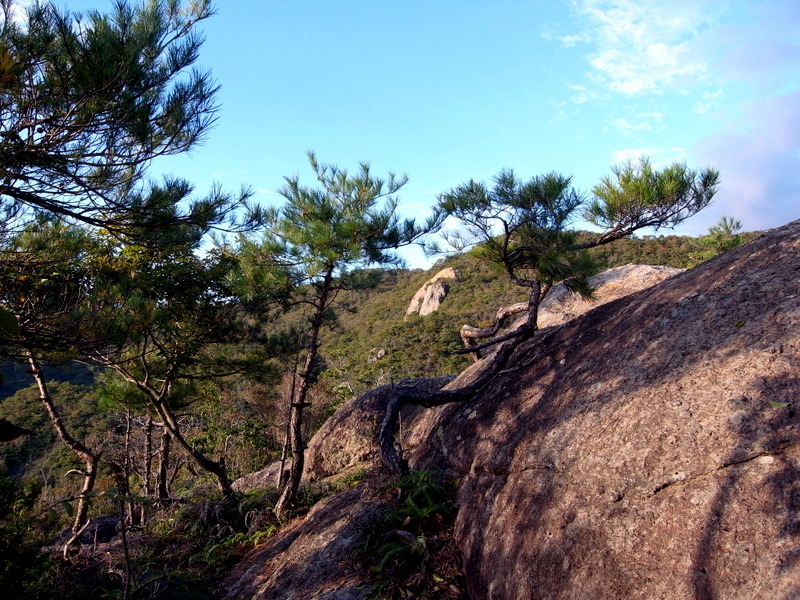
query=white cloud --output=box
[563,0,799,240]
[611,147,654,163]
[693,90,724,114]
[559,34,586,47]
[609,118,652,134]
[611,146,687,166]
[607,112,666,136]
[7,0,34,25]
[568,0,715,96]
[569,84,594,104]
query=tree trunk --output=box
[458,281,544,361]
[379,333,527,477]
[107,363,235,499]
[459,301,529,361]
[121,409,135,524]
[143,416,153,497]
[27,352,99,555]
[157,427,171,500]
[274,345,315,517]
[275,265,334,517]
[153,399,233,499]
[277,364,299,489]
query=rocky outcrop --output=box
[404,221,800,599]
[405,267,457,317]
[537,263,682,328]
[232,460,287,493]
[224,220,800,600]
[222,484,388,600]
[303,376,454,482]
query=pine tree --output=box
[438,156,720,356]
[379,157,719,476]
[0,0,254,241]
[239,152,441,516]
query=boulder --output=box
[47,515,120,550]
[404,221,800,599]
[419,281,449,316]
[232,460,288,493]
[222,484,388,600]
[537,264,683,328]
[303,376,454,482]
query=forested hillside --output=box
[313,230,757,395]
[0,226,751,596]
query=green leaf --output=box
[735,320,746,328]
[62,501,74,517]
[769,400,790,409]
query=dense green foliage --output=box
[311,226,752,395]
[0,223,752,595]
[237,151,440,515]
[0,0,258,242]
[359,470,464,599]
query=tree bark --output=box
[459,301,529,361]
[143,416,153,498]
[277,366,298,489]
[115,374,235,500]
[27,352,100,555]
[459,281,544,361]
[157,427,171,500]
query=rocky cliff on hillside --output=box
[405,267,457,317]
[224,220,800,600]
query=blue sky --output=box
[57,0,800,267]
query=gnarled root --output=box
[459,302,529,361]
[379,333,528,477]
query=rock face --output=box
[222,485,387,600]
[232,460,287,493]
[303,376,454,482]
[224,220,800,600]
[537,264,682,328]
[405,267,457,317]
[405,221,800,600]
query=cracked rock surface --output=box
[404,220,800,600]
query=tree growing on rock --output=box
[239,152,442,516]
[379,157,719,476]
[439,157,720,357]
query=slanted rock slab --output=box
[406,221,800,600]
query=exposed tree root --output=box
[458,302,529,361]
[379,330,531,477]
